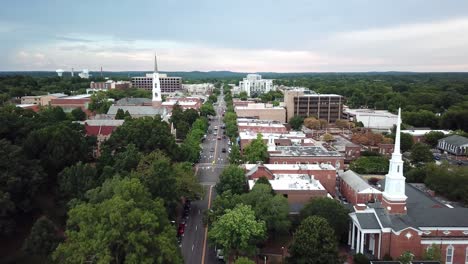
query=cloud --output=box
[5,17,468,72]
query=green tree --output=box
[397,251,414,264]
[105,116,179,159]
[299,198,350,241]
[289,116,304,131]
[410,143,434,164]
[349,156,389,174]
[200,103,216,117]
[228,144,242,165]
[243,134,268,164]
[22,216,62,258]
[207,190,243,225]
[422,244,442,261]
[209,204,266,258]
[134,151,178,207]
[115,108,125,119]
[0,139,46,235]
[287,216,341,264]
[53,177,182,264]
[71,107,86,121]
[173,162,203,200]
[242,184,290,233]
[401,132,414,152]
[234,257,255,264]
[423,131,446,147]
[23,124,90,176]
[254,176,274,194]
[216,165,247,195]
[58,162,100,202]
[88,91,112,114]
[239,91,248,101]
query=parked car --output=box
[222,148,226,153]
[177,223,185,237]
[217,136,221,140]
[215,247,224,261]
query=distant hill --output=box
[1,71,468,80]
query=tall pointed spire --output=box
[382,107,407,214]
[152,53,162,106]
[154,53,158,73]
[393,108,401,155]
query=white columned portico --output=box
[348,222,352,246]
[360,231,365,254]
[351,222,356,249]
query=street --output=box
[181,90,230,264]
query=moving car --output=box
[222,148,226,153]
[217,136,221,140]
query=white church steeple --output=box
[152,53,162,107]
[382,108,407,214]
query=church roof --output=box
[356,213,380,229]
[107,105,166,116]
[115,98,151,106]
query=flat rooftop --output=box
[239,131,306,140]
[401,129,451,136]
[249,174,326,191]
[244,163,336,171]
[64,94,92,99]
[238,122,286,128]
[271,146,343,157]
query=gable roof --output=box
[339,170,381,194]
[438,135,468,147]
[107,105,166,116]
[356,213,381,229]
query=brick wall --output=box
[269,156,345,170]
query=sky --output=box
[1,0,468,72]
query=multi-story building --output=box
[343,108,398,132]
[283,88,344,122]
[50,94,92,113]
[235,103,286,123]
[239,74,274,97]
[131,73,182,94]
[237,118,288,134]
[182,83,214,95]
[162,97,203,111]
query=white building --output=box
[239,74,274,97]
[343,108,398,131]
[182,83,214,95]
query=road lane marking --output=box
[201,185,213,264]
[196,225,198,231]
[192,244,194,252]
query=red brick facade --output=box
[268,156,345,171]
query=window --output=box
[446,245,454,264]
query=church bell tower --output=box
[382,108,407,214]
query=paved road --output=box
[182,90,229,264]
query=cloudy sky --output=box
[1,0,468,72]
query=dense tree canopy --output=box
[0,139,46,235]
[54,177,182,264]
[22,216,62,258]
[409,143,434,164]
[300,198,349,241]
[350,156,389,174]
[209,204,266,258]
[215,165,247,195]
[288,216,341,264]
[243,134,268,164]
[288,116,304,131]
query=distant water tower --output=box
[56,69,64,77]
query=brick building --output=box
[50,94,92,114]
[244,163,334,212]
[283,88,344,122]
[239,131,306,151]
[348,109,468,263]
[237,118,288,134]
[338,170,382,205]
[268,145,345,170]
[235,103,286,123]
[401,129,451,143]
